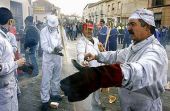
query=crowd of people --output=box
[64,22,83,41]
[155,26,170,48]
[63,18,170,52]
[0,6,170,111]
[64,19,132,51]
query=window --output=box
[112,3,114,10]
[108,5,110,12]
[118,2,121,9]
[100,10,104,15]
[10,1,23,31]
[154,13,162,27]
[117,17,121,23]
[152,0,164,6]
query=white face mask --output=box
[48,25,58,33]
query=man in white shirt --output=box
[75,23,102,111]
[61,9,168,111]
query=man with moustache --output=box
[60,9,168,111]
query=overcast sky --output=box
[48,0,100,16]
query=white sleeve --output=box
[0,61,18,76]
[10,33,18,53]
[6,32,18,53]
[97,48,128,64]
[76,39,86,64]
[0,41,18,76]
[40,29,53,53]
[121,49,168,91]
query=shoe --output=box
[41,102,49,111]
[50,95,62,102]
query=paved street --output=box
[18,38,170,111]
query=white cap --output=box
[47,15,59,27]
[129,8,155,27]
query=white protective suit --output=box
[40,26,62,103]
[75,36,102,111]
[97,35,168,111]
[6,32,21,96]
[6,32,17,53]
[0,30,18,111]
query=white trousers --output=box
[74,90,101,111]
[41,55,62,103]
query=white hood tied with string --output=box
[129,8,156,27]
[47,15,59,27]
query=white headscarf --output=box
[129,8,155,27]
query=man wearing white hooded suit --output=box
[40,15,63,111]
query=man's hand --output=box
[52,46,64,56]
[16,58,26,67]
[81,61,89,67]
[84,53,96,62]
[53,46,63,53]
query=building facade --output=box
[33,0,60,23]
[121,0,148,26]
[0,0,10,8]
[148,0,170,27]
[83,0,148,26]
[83,1,107,24]
[0,0,31,31]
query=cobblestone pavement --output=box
[18,39,170,111]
